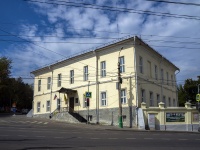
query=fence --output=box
[140,102,199,132]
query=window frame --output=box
[37,102,41,112]
[139,56,143,74]
[101,61,106,77]
[121,89,127,104]
[119,56,125,73]
[38,80,41,92]
[47,77,51,90]
[101,92,107,106]
[155,65,158,80]
[83,66,89,81]
[46,100,50,112]
[150,92,154,106]
[70,70,74,84]
[156,94,160,106]
[141,89,145,103]
[57,74,61,87]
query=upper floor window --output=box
[46,100,50,112]
[119,56,125,73]
[163,96,166,107]
[58,74,61,87]
[101,92,107,106]
[101,61,106,77]
[70,70,74,84]
[141,89,145,102]
[47,77,51,90]
[156,94,160,106]
[155,65,158,80]
[37,102,41,112]
[161,69,164,83]
[148,61,152,78]
[84,66,88,81]
[173,99,176,107]
[121,89,126,104]
[171,75,174,86]
[166,72,169,85]
[38,80,41,92]
[168,97,171,107]
[150,92,154,106]
[139,56,143,74]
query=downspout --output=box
[50,66,53,114]
[95,51,99,124]
[175,69,180,106]
[133,36,139,128]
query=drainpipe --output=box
[133,36,139,128]
[95,51,99,124]
[175,69,180,106]
[50,66,53,114]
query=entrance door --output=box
[69,97,74,113]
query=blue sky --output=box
[0,0,200,85]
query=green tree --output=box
[178,77,200,106]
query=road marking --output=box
[108,138,118,140]
[126,138,136,140]
[44,122,48,124]
[31,121,37,124]
[37,122,43,124]
[91,138,100,139]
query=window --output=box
[58,74,61,87]
[46,101,50,112]
[141,89,145,102]
[70,70,74,84]
[150,92,154,106]
[57,99,60,110]
[47,77,51,90]
[161,69,164,83]
[38,80,41,91]
[173,99,176,107]
[101,92,107,106]
[148,61,152,78]
[139,56,143,74]
[155,65,158,80]
[171,75,174,86]
[75,98,79,104]
[168,97,171,107]
[101,61,106,77]
[119,56,125,73]
[37,102,40,112]
[84,66,88,81]
[166,72,169,85]
[163,96,166,107]
[121,89,126,104]
[156,94,160,106]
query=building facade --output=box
[31,36,179,128]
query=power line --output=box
[146,0,200,6]
[24,0,200,20]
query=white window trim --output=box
[119,56,125,73]
[38,80,41,92]
[121,89,127,104]
[58,74,61,87]
[84,66,88,81]
[101,61,106,77]
[37,102,41,112]
[100,91,107,106]
[70,70,74,84]
[150,92,154,107]
[47,77,51,90]
[139,56,143,74]
[46,100,50,112]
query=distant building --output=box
[31,36,179,127]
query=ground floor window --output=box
[46,100,50,112]
[37,102,40,112]
[101,92,107,106]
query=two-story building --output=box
[31,35,179,128]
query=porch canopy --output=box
[57,87,77,94]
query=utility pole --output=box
[118,47,123,128]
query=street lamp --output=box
[118,47,123,128]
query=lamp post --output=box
[118,47,123,128]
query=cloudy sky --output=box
[0,0,199,85]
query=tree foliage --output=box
[178,77,200,106]
[0,57,33,111]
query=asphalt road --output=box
[0,114,200,150]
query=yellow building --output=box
[31,36,179,127]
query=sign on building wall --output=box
[166,112,185,122]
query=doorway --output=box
[69,97,74,113]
